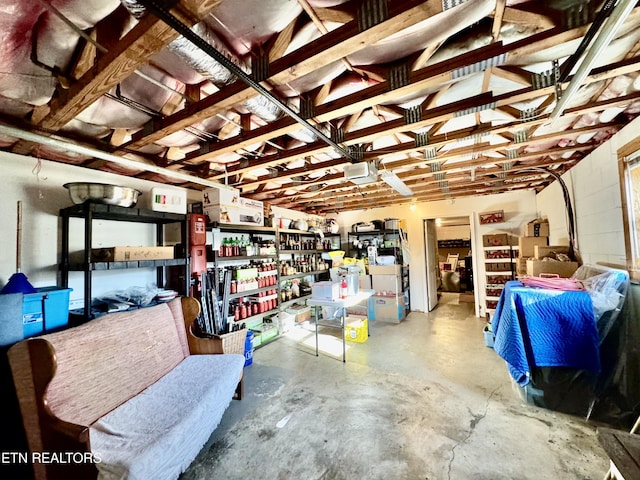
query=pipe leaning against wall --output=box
[0,123,223,187]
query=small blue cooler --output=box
[23,287,73,338]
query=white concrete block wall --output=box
[537,116,640,268]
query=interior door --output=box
[424,219,439,311]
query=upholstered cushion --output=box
[89,354,245,480]
[45,301,189,427]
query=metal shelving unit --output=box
[207,223,339,347]
[59,203,189,321]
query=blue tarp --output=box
[492,281,599,386]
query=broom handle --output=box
[16,200,22,273]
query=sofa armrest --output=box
[181,297,224,355]
[9,338,97,480]
[25,339,92,446]
[47,415,90,445]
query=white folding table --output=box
[307,289,374,362]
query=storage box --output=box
[345,316,368,343]
[483,233,509,247]
[516,257,528,275]
[150,186,187,214]
[479,210,505,225]
[371,274,401,294]
[524,219,550,237]
[526,259,579,278]
[204,203,263,226]
[358,274,372,290]
[235,267,258,281]
[90,246,175,262]
[251,322,278,345]
[368,265,402,275]
[202,185,240,208]
[203,186,264,226]
[286,304,311,323]
[518,236,548,257]
[485,262,512,272]
[275,312,295,334]
[372,294,406,323]
[534,245,571,259]
[312,281,341,301]
[23,287,72,338]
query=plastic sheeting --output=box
[588,279,640,429]
[509,264,639,426]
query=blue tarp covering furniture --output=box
[491,265,630,418]
[493,280,599,386]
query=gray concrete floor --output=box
[182,294,610,480]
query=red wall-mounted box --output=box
[189,214,207,246]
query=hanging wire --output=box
[521,167,578,260]
[31,147,47,200]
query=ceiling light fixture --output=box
[380,170,413,197]
[344,162,378,184]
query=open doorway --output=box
[423,216,474,311]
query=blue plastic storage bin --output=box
[23,287,72,338]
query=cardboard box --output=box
[485,262,512,272]
[372,294,406,323]
[484,249,511,260]
[312,281,341,301]
[90,246,175,262]
[479,210,504,225]
[285,304,311,323]
[534,245,571,259]
[526,259,579,278]
[371,274,401,294]
[518,236,548,257]
[235,267,258,281]
[345,316,368,343]
[525,219,550,237]
[516,257,528,275]
[368,265,402,275]
[204,203,263,226]
[358,274,372,290]
[203,185,264,226]
[483,234,509,247]
[203,185,240,208]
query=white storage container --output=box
[385,218,400,230]
[150,187,187,214]
[312,281,340,301]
